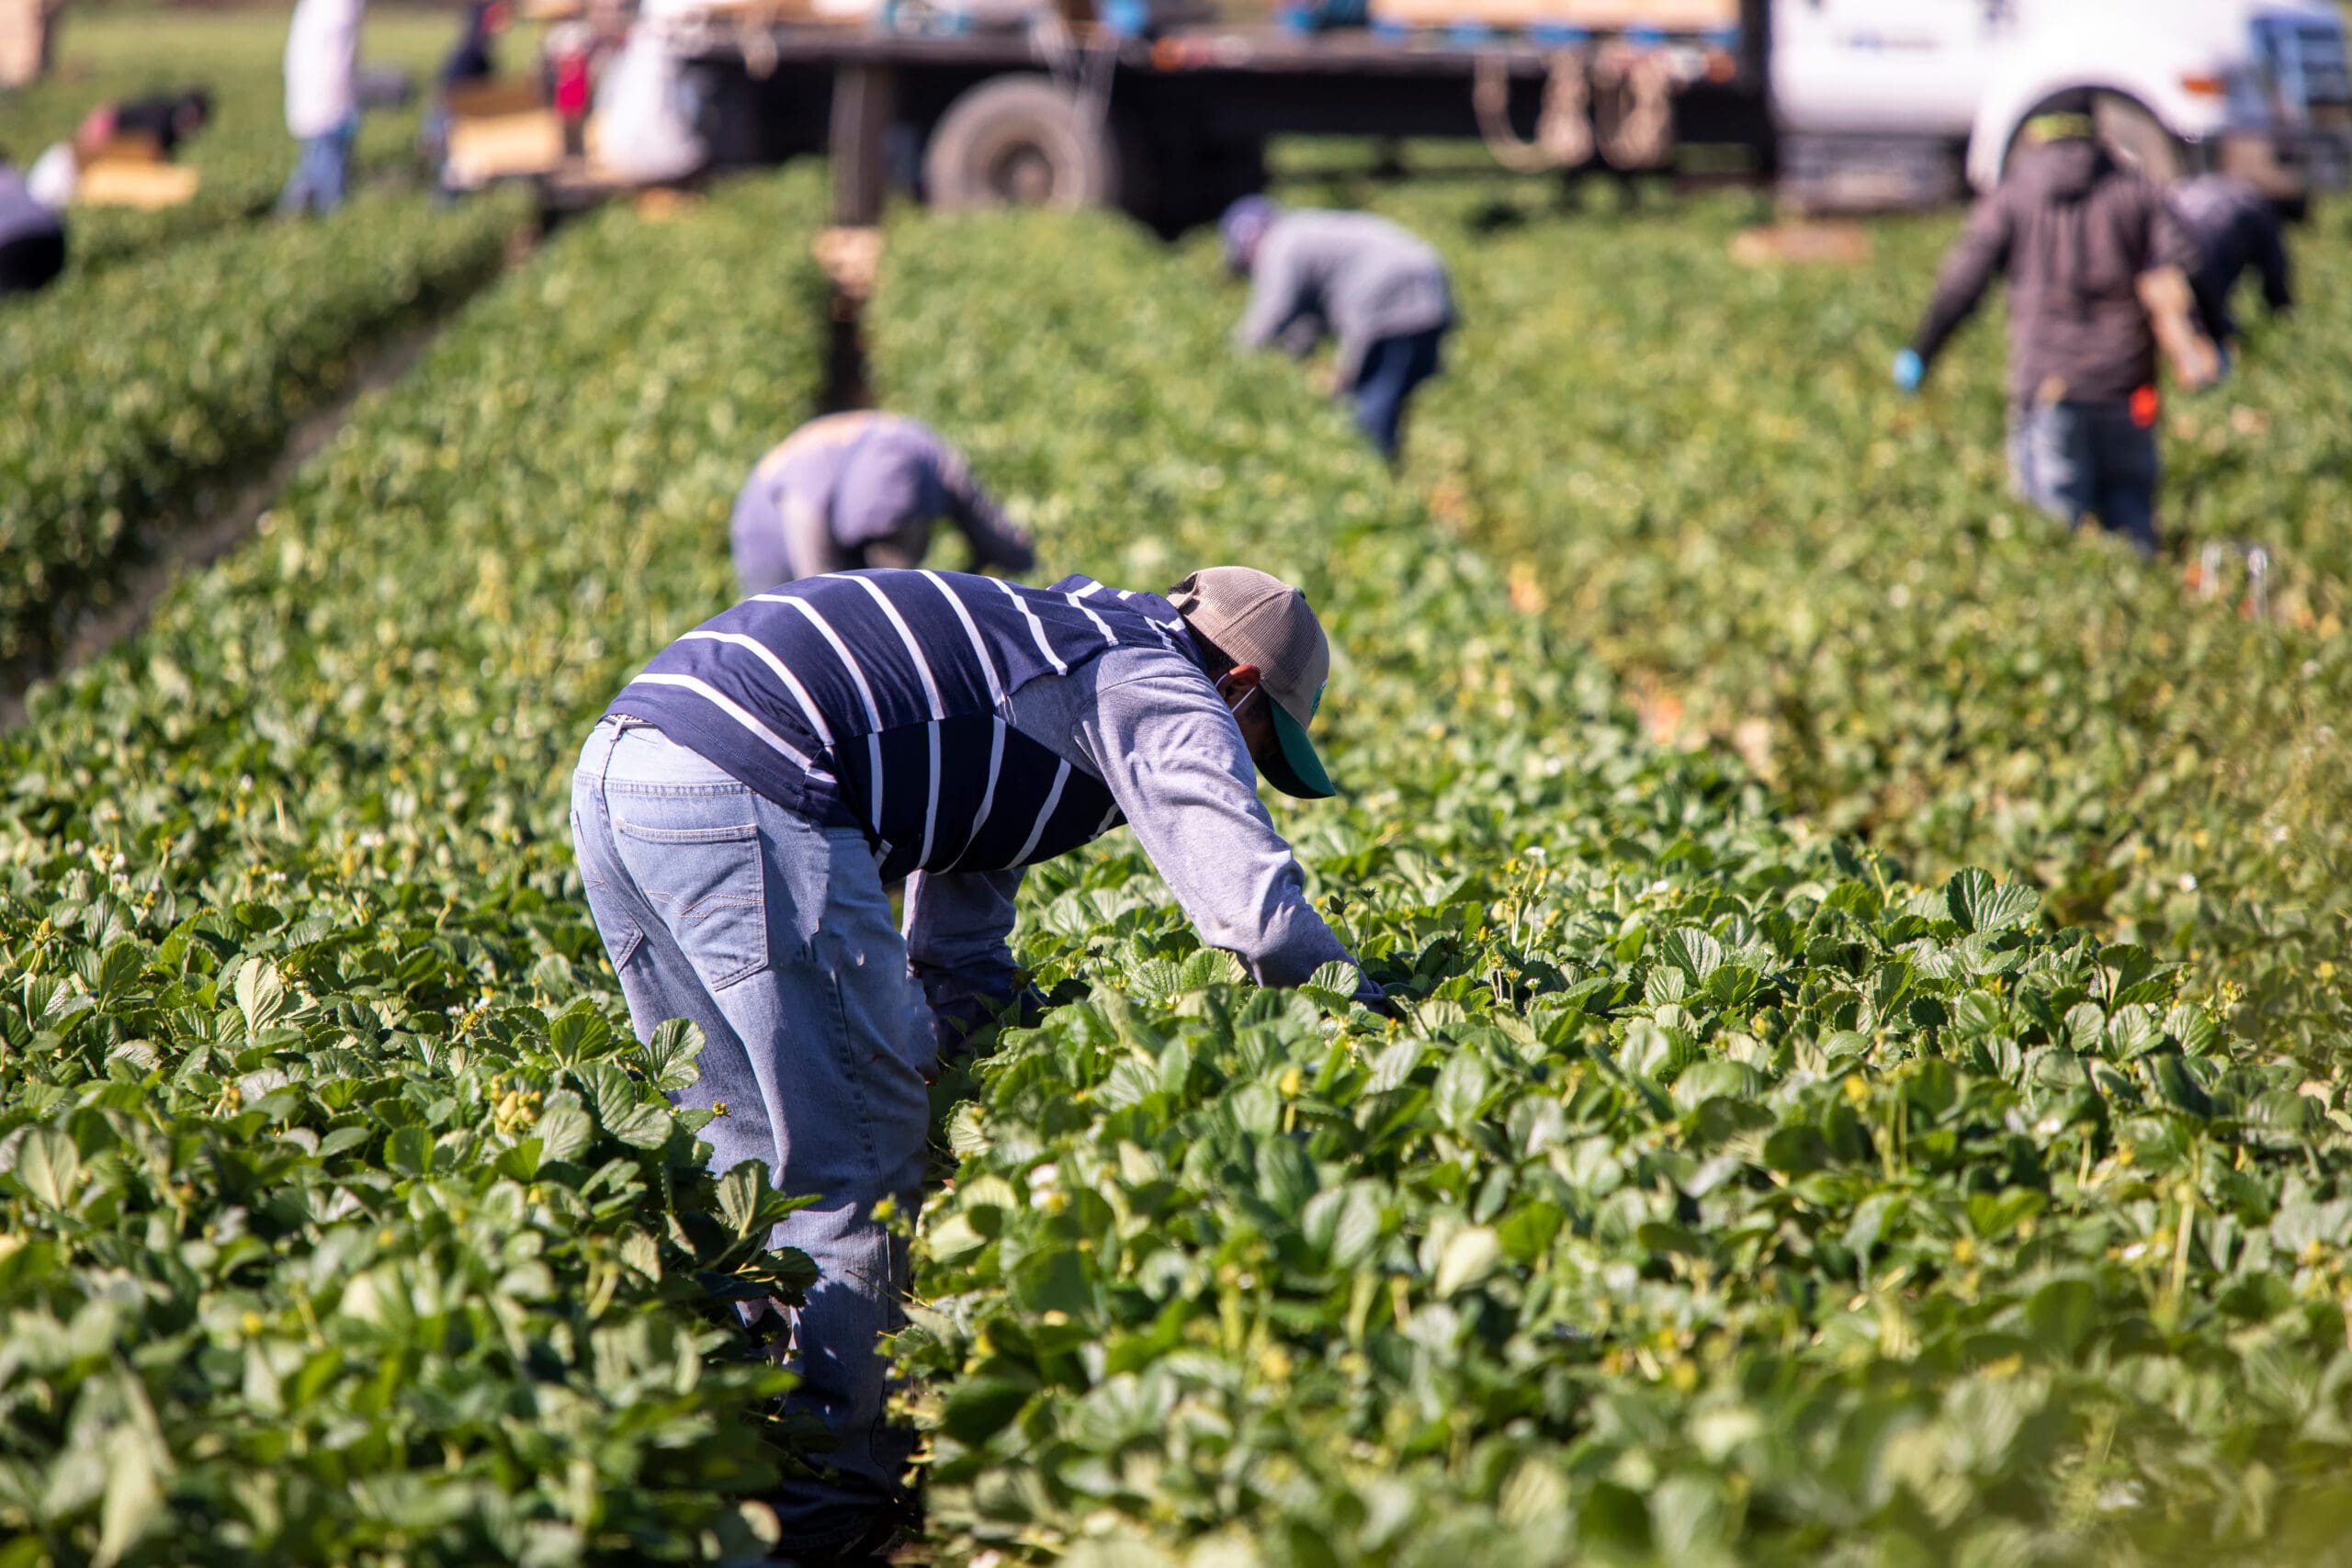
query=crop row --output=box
[0,189,522,674]
[1329,177,2351,1060]
[864,209,2352,1563]
[0,171,828,1566]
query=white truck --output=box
[1775,0,2352,210]
[666,0,2352,225]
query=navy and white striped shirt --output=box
[606,570,1199,883]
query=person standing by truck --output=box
[280,0,367,217]
[1222,197,1456,465]
[2168,173,2293,352]
[571,564,1384,1560]
[1894,93,2219,557]
[729,412,1036,592]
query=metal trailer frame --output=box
[675,0,1774,228]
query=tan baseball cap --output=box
[1168,566,1336,799]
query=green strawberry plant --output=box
[0,169,831,1565]
[1329,175,2350,1059]
[867,207,2352,1564]
[4,116,2348,1567]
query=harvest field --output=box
[5,11,2352,1566]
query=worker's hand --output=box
[2174,339,2223,394]
[1893,348,1926,395]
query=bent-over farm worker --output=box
[729,411,1036,592]
[2168,172,2293,351]
[1222,196,1456,464]
[280,0,366,217]
[0,155,66,297]
[1894,90,2217,558]
[108,87,217,156]
[571,564,1384,1559]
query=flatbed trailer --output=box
[674,1,1774,229]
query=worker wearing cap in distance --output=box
[2168,171,2293,353]
[1894,90,2219,557]
[730,411,1036,593]
[1222,196,1457,464]
[571,563,1384,1560]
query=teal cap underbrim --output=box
[1261,700,1336,800]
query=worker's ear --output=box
[1216,662,1263,699]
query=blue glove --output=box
[1893,348,1926,394]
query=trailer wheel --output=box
[923,75,1120,212]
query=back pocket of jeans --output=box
[614,816,768,989]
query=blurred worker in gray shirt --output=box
[1222,197,1456,464]
[2169,173,2292,351]
[730,412,1036,592]
[1895,92,2217,557]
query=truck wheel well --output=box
[1997,86,2184,186]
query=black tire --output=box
[922,74,1121,213]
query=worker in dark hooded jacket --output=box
[1223,197,1456,464]
[729,412,1035,592]
[1895,92,2217,556]
[2168,173,2292,350]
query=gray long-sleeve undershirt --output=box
[902,642,1374,1021]
[1235,210,1455,392]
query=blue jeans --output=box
[1351,325,1446,462]
[279,116,356,217]
[571,716,933,1550]
[2007,399,2160,556]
